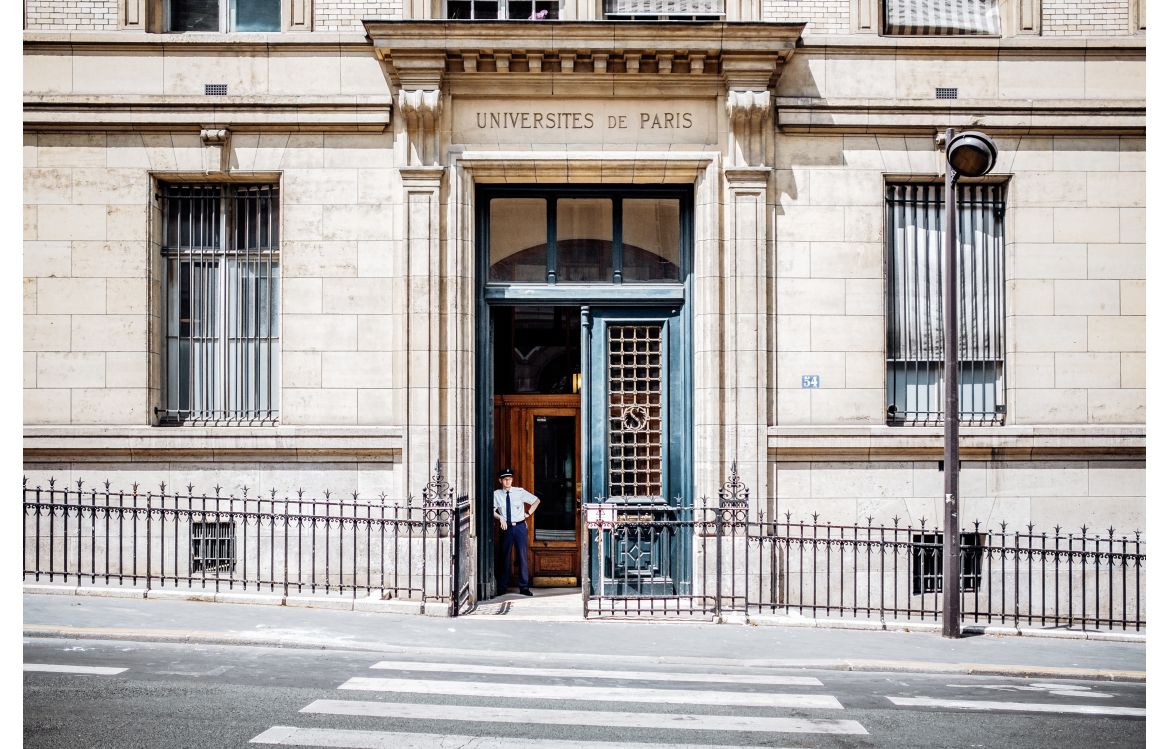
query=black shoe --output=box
[519,588,533,596]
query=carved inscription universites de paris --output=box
[475,111,694,129]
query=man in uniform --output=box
[493,467,540,596]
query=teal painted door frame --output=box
[474,185,693,601]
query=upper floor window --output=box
[167,0,281,32]
[883,0,1001,36]
[447,1,561,19]
[160,184,280,425]
[605,0,722,20]
[885,183,1005,426]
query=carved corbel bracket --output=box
[726,90,771,169]
[398,89,443,167]
[199,128,230,173]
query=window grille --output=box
[191,521,236,572]
[885,183,1005,426]
[608,324,664,500]
[883,0,1001,36]
[167,0,281,32]
[911,532,984,594]
[161,184,280,424]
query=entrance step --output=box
[466,588,583,620]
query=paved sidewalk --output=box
[23,592,1145,682]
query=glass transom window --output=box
[486,189,686,286]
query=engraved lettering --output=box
[477,112,487,128]
[682,112,693,128]
[584,113,594,128]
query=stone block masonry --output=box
[25,0,117,30]
[1043,0,1131,35]
[315,1,403,31]
[763,0,849,35]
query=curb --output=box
[23,586,1146,645]
[746,614,1148,644]
[21,624,1146,683]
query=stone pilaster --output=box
[722,80,773,513]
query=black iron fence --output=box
[584,468,1145,632]
[23,465,473,616]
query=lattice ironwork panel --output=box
[607,324,663,499]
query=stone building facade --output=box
[24,1,1145,601]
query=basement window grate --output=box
[191,521,236,573]
[205,84,228,96]
[935,87,958,99]
[911,532,984,595]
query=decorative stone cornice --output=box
[365,21,805,96]
[398,89,443,167]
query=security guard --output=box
[493,468,539,596]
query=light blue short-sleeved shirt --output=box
[493,487,537,524]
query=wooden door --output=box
[494,394,581,587]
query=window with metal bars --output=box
[160,184,280,425]
[911,532,984,594]
[885,183,1005,426]
[190,521,236,572]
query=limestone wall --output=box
[25,0,118,30]
[762,0,849,35]
[315,1,404,30]
[769,134,1145,426]
[1043,0,1132,35]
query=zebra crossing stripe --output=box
[23,663,127,676]
[338,677,842,709]
[250,725,815,748]
[302,699,868,734]
[369,660,823,686]
[887,696,1145,717]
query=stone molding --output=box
[23,95,392,132]
[398,89,443,167]
[726,90,771,168]
[366,21,804,95]
[199,127,230,172]
[777,97,1145,135]
[24,426,406,463]
[767,425,1146,461]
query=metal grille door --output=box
[607,324,664,500]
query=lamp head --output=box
[946,130,998,178]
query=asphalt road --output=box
[23,637,1145,748]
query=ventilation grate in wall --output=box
[935,87,958,99]
[205,84,228,96]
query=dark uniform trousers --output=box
[500,521,530,589]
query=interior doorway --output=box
[491,306,582,588]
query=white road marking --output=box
[369,660,822,686]
[338,677,842,709]
[251,725,814,748]
[302,699,867,735]
[946,683,1112,698]
[887,696,1144,717]
[24,663,127,676]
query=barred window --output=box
[885,184,1005,426]
[161,185,280,424]
[167,0,281,32]
[191,521,236,573]
[883,0,1001,36]
[911,532,984,594]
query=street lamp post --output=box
[941,128,997,639]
